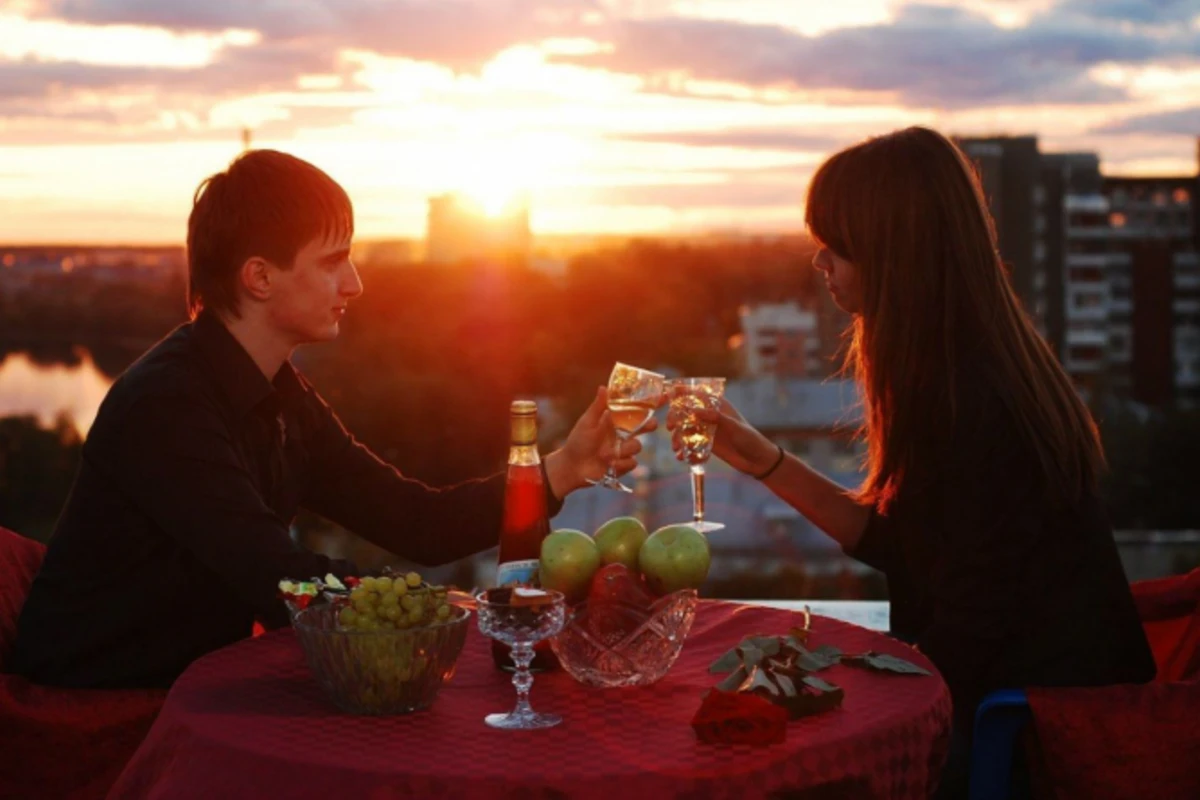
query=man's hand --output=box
[544,386,657,499]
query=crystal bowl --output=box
[291,603,470,715]
[550,589,698,688]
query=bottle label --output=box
[496,559,540,587]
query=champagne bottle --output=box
[493,399,559,672]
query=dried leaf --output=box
[716,665,748,692]
[784,635,808,654]
[739,643,765,670]
[794,646,840,673]
[746,636,781,657]
[844,652,931,675]
[801,675,840,693]
[746,665,780,696]
[710,648,743,674]
[775,683,844,719]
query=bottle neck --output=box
[508,443,540,467]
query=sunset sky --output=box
[2,0,1199,243]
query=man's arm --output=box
[300,394,562,566]
[96,391,356,627]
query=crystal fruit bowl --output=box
[292,603,470,715]
[551,589,698,688]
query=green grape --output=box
[405,572,422,588]
[380,592,399,608]
[407,608,423,624]
[384,606,401,621]
[393,581,408,598]
[339,607,359,626]
[375,576,393,593]
[360,577,377,592]
[436,604,451,620]
[350,587,369,603]
[400,595,415,611]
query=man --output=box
[10,150,643,689]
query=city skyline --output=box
[3,0,1200,243]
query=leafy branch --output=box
[707,611,929,720]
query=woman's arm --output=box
[668,397,872,553]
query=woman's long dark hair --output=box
[805,126,1104,510]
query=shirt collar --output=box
[192,311,303,418]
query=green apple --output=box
[538,529,601,603]
[593,516,649,571]
[638,524,711,596]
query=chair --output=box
[0,526,168,800]
[969,567,1200,800]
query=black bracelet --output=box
[753,444,786,481]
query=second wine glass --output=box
[590,362,664,493]
[667,377,726,533]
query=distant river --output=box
[0,347,114,434]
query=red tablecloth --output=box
[110,601,951,799]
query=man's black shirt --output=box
[11,313,559,688]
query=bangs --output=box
[804,151,852,261]
[262,160,354,254]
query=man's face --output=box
[267,234,362,345]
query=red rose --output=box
[691,689,788,746]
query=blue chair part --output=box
[969,689,1031,800]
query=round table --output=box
[110,601,952,799]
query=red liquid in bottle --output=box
[493,400,559,672]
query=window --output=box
[1070,345,1104,361]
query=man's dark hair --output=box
[186,149,354,319]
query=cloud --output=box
[33,0,592,70]
[1090,105,1200,135]
[609,128,846,152]
[1055,0,1200,25]
[0,41,344,100]
[555,3,1196,108]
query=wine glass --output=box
[667,377,726,533]
[589,362,665,493]
[475,588,567,729]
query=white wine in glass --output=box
[608,399,657,437]
[668,377,726,533]
[590,363,665,493]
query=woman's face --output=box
[812,244,863,315]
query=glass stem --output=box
[690,464,705,525]
[509,641,535,718]
[607,431,626,481]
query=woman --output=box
[672,127,1154,792]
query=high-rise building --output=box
[425,192,532,265]
[736,302,820,378]
[960,133,1200,408]
[956,135,1044,329]
[1103,173,1200,406]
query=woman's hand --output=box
[544,386,657,497]
[666,394,777,476]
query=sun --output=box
[463,178,524,217]
[439,133,585,218]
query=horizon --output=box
[3,1,1200,242]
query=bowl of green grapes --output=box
[289,572,470,716]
